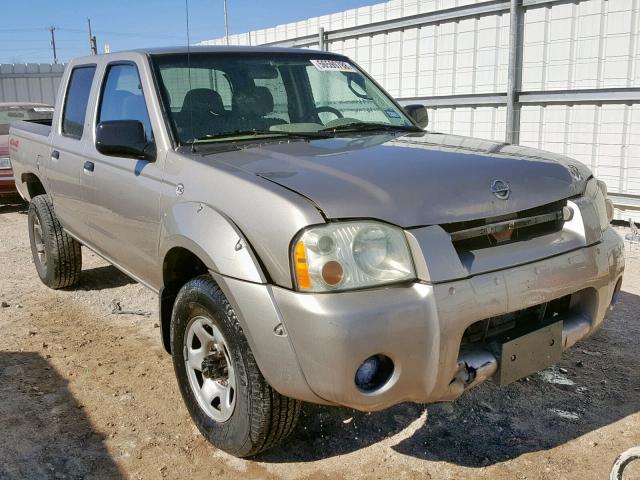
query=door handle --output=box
[51,150,59,161]
[83,161,94,173]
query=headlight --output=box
[585,177,613,230]
[0,157,10,169]
[292,221,415,292]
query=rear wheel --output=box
[171,275,301,457]
[28,195,82,289]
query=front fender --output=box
[159,201,266,284]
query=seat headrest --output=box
[182,88,224,115]
[232,86,274,117]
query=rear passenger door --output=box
[48,65,96,237]
[83,61,162,285]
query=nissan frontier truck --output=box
[8,46,624,457]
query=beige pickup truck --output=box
[9,46,625,457]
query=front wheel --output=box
[170,275,301,457]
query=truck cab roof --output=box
[68,45,345,65]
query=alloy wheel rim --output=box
[32,215,46,268]
[184,315,236,422]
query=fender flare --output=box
[19,171,47,201]
[159,201,266,284]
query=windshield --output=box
[0,105,54,135]
[151,52,415,144]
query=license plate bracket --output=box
[497,320,563,385]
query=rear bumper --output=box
[217,227,624,411]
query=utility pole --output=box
[223,0,229,45]
[87,18,97,55]
[505,0,523,144]
[49,26,58,64]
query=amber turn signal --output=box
[294,241,311,290]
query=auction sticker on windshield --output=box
[310,59,356,72]
[384,109,402,119]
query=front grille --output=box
[442,199,567,252]
[461,294,572,347]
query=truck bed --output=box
[9,119,53,200]
[12,118,52,137]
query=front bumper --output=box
[216,226,624,411]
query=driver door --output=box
[83,61,162,285]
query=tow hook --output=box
[447,348,498,397]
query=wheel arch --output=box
[159,245,209,352]
[158,202,267,352]
[21,172,47,200]
[160,202,266,284]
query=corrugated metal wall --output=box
[201,0,640,221]
[0,63,65,105]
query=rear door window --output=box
[62,66,96,139]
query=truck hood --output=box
[213,132,590,227]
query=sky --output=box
[0,0,380,64]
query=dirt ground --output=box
[1,200,639,480]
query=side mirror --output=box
[404,104,429,129]
[96,120,155,160]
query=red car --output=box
[0,102,54,200]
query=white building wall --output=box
[0,63,65,105]
[521,0,639,92]
[201,0,640,221]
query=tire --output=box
[28,195,82,289]
[171,275,301,457]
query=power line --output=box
[0,39,75,45]
[0,25,187,42]
[0,48,49,53]
[56,26,184,40]
[0,27,46,33]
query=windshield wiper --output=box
[319,122,421,133]
[192,129,331,143]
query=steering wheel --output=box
[315,106,343,120]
